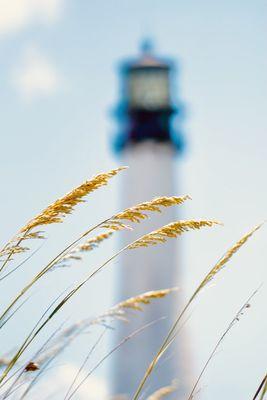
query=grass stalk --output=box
[131,224,262,400]
[0,219,213,385]
[187,289,258,400]
[67,319,161,400]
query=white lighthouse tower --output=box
[113,42,188,398]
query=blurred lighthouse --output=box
[113,42,188,398]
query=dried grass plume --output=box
[196,223,262,294]
[101,196,191,231]
[129,220,220,249]
[21,167,127,233]
[0,167,126,264]
[95,288,177,323]
[54,231,114,268]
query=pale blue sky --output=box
[0,1,266,399]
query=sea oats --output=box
[101,221,131,231]
[94,289,176,324]
[188,291,257,400]
[0,167,126,268]
[20,167,126,234]
[0,245,29,257]
[132,224,262,400]
[115,289,176,311]
[54,231,114,269]
[0,232,43,259]
[196,223,262,293]
[128,220,220,249]
[75,231,113,252]
[18,231,45,240]
[33,289,172,367]
[101,195,190,230]
[31,289,175,369]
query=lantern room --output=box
[114,41,184,152]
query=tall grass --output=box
[0,167,264,399]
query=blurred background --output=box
[0,1,266,399]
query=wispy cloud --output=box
[11,44,61,101]
[57,364,109,400]
[0,0,64,36]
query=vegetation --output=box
[0,167,265,399]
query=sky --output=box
[0,0,267,399]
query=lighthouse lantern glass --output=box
[128,68,170,110]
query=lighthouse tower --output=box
[113,42,188,398]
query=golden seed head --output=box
[116,289,177,311]
[54,231,114,268]
[0,245,29,258]
[128,220,220,249]
[198,223,262,291]
[95,289,176,323]
[102,196,191,230]
[77,231,113,252]
[20,167,126,234]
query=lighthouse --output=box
[112,42,188,398]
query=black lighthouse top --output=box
[114,42,184,152]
